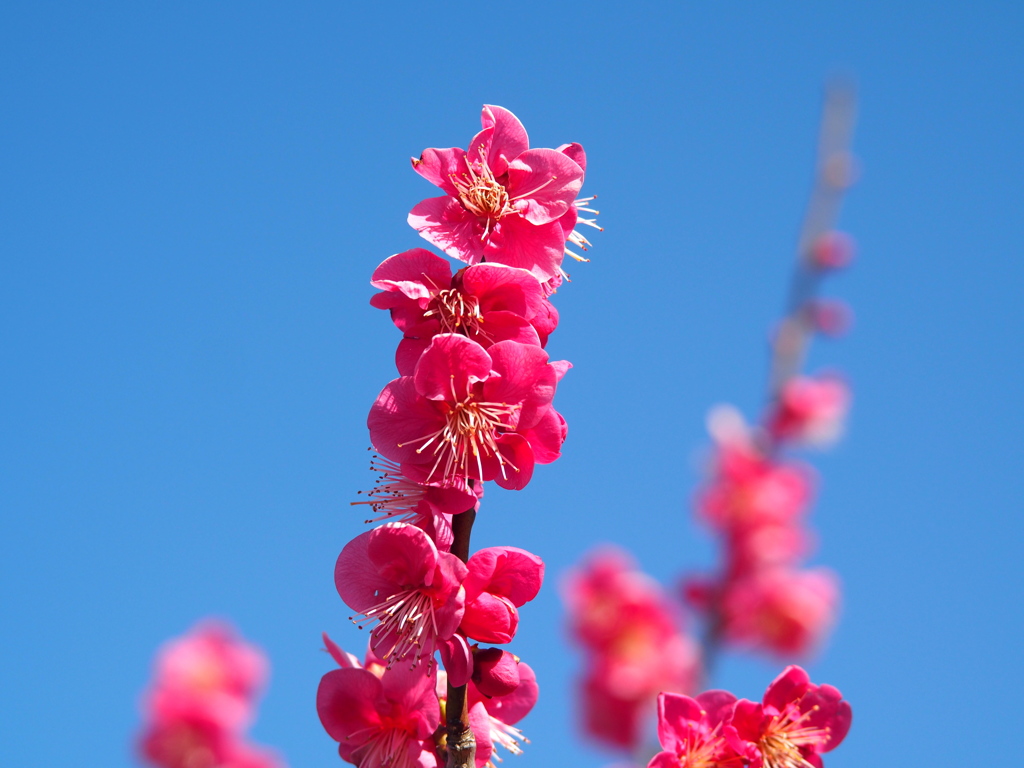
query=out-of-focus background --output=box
[2,2,1022,766]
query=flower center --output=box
[423,289,487,338]
[451,150,516,227]
[355,727,418,768]
[758,706,831,768]
[354,589,438,667]
[409,396,520,484]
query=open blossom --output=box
[369,249,558,375]
[317,661,440,768]
[727,666,851,768]
[335,523,468,667]
[367,334,569,490]
[648,691,742,768]
[461,546,545,643]
[719,567,839,657]
[408,104,587,282]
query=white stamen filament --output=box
[759,705,831,768]
[351,589,438,667]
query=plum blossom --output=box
[719,567,839,657]
[727,666,851,768]
[648,691,742,768]
[460,547,545,644]
[138,622,283,768]
[563,547,699,751]
[317,661,440,768]
[408,105,587,282]
[369,249,558,375]
[335,523,469,667]
[367,334,569,490]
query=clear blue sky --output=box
[2,2,1022,766]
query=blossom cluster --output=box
[650,666,851,768]
[562,547,699,751]
[685,236,854,658]
[563,88,857,763]
[137,622,283,768]
[318,105,596,768]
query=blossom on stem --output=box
[367,334,569,490]
[727,666,851,768]
[468,663,539,768]
[369,249,559,375]
[648,691,743,768]
[335,523,469,667]
[408,105,586,282]
[461,546,545,644]
[317,661,440,768]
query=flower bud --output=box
[471,648,521,698]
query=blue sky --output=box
[2,2,1022,766]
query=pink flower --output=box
[719,567,839,657]
[697,434,814,532]
[408,105,586,282]
[460,546,545,643]
[335,523,469,667]
[563,547,699,751]
[147,622,267,731]
[317,662,440,768]
[138,622,283,768]
[766,375,850,448]
[727,666,851,768]
[367,334,569,490]
[369,249,559,375]
[648,691,742,768]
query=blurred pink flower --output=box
[766,375,850,447]
[720,567,839,657]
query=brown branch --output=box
[445,506,477,768]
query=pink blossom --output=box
[719,567,839,657]
[367,334,569,490]
[727,666,851,768]
[809,231,854,270]
[563,548,699,751]
[766,375,850,448]
[317,662,440,768]
[369,249,559,374]
[697,435,814,532]
[335,523,469,667]
[408,105,586,282]
[460,546,545,643]
[647,691,742,768]
[138,622,283,768]
[147,622,267,731]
